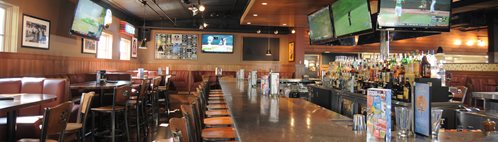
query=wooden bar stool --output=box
[64,92,95,142]
[189,97,233,127]
[128,80,150,142]
[17,101,73,142]
[181,105,237,141]
[91,85,131,142]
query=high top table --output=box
[219,78,498,142]
[0,93,57,142]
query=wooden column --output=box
[293,27,307,78]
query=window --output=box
[120,38,131,60]
[0,7,5,51]
[0,2,19,52]
[97,32,113,59]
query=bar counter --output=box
[219,78,498,142]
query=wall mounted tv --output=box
[70,0,106,40]
[201,34,234,53]
[307,6,334,44]
[377,0,451,32]
[331,0,373,38]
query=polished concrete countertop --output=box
[220,79,498,142]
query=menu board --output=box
[366,88,392,141]
[414,83,431,136]
[155,33,198,60]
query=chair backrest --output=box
[169,117,190,142]
[181,104,201,142]
[152,76,162,90]
[77,92,95,123]
[114,85,131,105]
[40,101,73,142]
[138,80,150,100]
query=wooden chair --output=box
[91,85,131,142]
[181,105,237,141]
[64,92,95,142]
[18,101,73,142]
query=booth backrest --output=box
[447,71,498,106]
[0,77,69,116]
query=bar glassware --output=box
[395,106,410,138]
[431,109,444,138]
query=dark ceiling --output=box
[97,0,290,33]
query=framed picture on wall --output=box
[288,42,295,62]
[81,38,97,54]
[131,37,138,58]
[21,14,50,49]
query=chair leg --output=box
[91,111,96,142]
[136,105,141,142]
[125,110,130,142]
[112,111,115,142]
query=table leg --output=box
[7,110,17,142]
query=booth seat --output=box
[447,71,498,106]
[0,77,70,140]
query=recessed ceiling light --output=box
[282,24,287,26]
[261,2,268,5]
[253,14,258,17]
[291,29,295,34]
[199,5,205,12]
[247,22,251,25]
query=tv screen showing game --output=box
[70,0,106,40]
[201,34,234,53]
[307,6,334,44]
[377,0,451,31]
[331,0,373,38]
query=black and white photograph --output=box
[21,14,50,49]
[82,38,97,54]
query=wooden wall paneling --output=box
[0,52,140,78]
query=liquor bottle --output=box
[396,76,404,101]
[403,77,412,102]
[421,53,431,78]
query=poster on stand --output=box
[414,82,431,137]
[366,88,392,141]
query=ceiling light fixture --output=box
[274,30,278,34]
[257,29,261,34]
[266,38,272,56]
[203,22,208,28]
[261,2,268,5]
[253,14,258,17]
[247,22,251,25]
[199,5,205,12]
[291,29,295,34]
[282,24,287,26]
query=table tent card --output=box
[367,88,392,141]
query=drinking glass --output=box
[395,106,411,138]
[431,109,444,139]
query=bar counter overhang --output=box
[218,78,498,142]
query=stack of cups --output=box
[353,114,366,131]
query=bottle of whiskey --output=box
[403,77,412,102]
[421,53,431,78]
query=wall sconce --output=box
[453,39,462,46]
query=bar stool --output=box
[189,96,233,127]
[91,85,131,142]
[17,101,73,142]
[181,105,237,142]
[64,92,95,142]
[128,80,150,142]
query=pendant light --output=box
[139,0,147,49]
[265,30,272,56]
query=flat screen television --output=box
[201,34,234,53]
[70,0,106,40]
[307,6,334,44]
[331,0,373,38]
[377,0,451,32]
